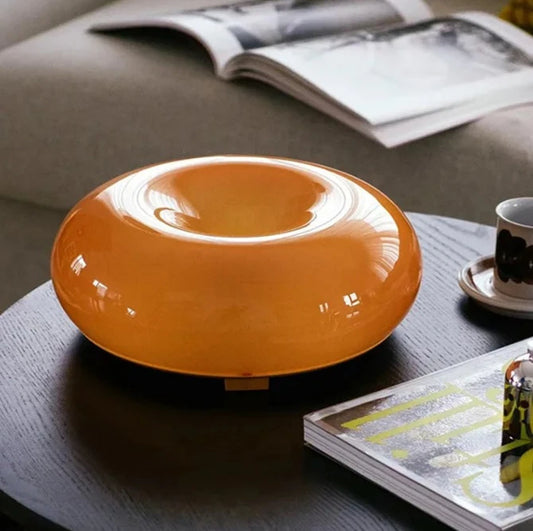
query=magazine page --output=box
[457,10,533,55]
[304,338,533,530]
[239,12,533,125]
[370,86,533,147]
[90,0,432,76]
[225,63,533,146]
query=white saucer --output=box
[458,255,533,319]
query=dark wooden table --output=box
[1,213,532,531]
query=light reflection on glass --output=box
[343,292,360,307]
[146,188,180,212]
[346,311,360,319]
[88,279,137,318]
[319,302,330,313]
[349,190,400,283]
[343,292,361,319]
[146,188,201,220]
[92,279,108,297]
[70,254,86,276]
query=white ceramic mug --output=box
[494,197,533,299]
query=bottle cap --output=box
[503,340,533,441]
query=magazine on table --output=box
[91,0,533,147]
[304,338,533,531]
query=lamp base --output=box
[224,377,270,392]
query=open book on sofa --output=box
[91,0,533,147]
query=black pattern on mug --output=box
[496,229,533,284]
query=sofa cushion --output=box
[0,197,64,312]
[0,0,530,224]
[0,0,113,51]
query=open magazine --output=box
[304,338,533,531]
[91,0,533,147]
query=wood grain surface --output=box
[1,213,532,531]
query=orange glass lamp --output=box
[51,156,422,388]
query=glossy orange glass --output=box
[51,156,422,377]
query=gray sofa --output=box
[1,0,531,312]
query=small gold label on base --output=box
[224,377,270,391]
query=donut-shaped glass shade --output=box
[51,156,422,377]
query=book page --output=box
[227,63,533,147]
[242,12,533,124]
[369,87,533,147]
[91,0,432,75]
